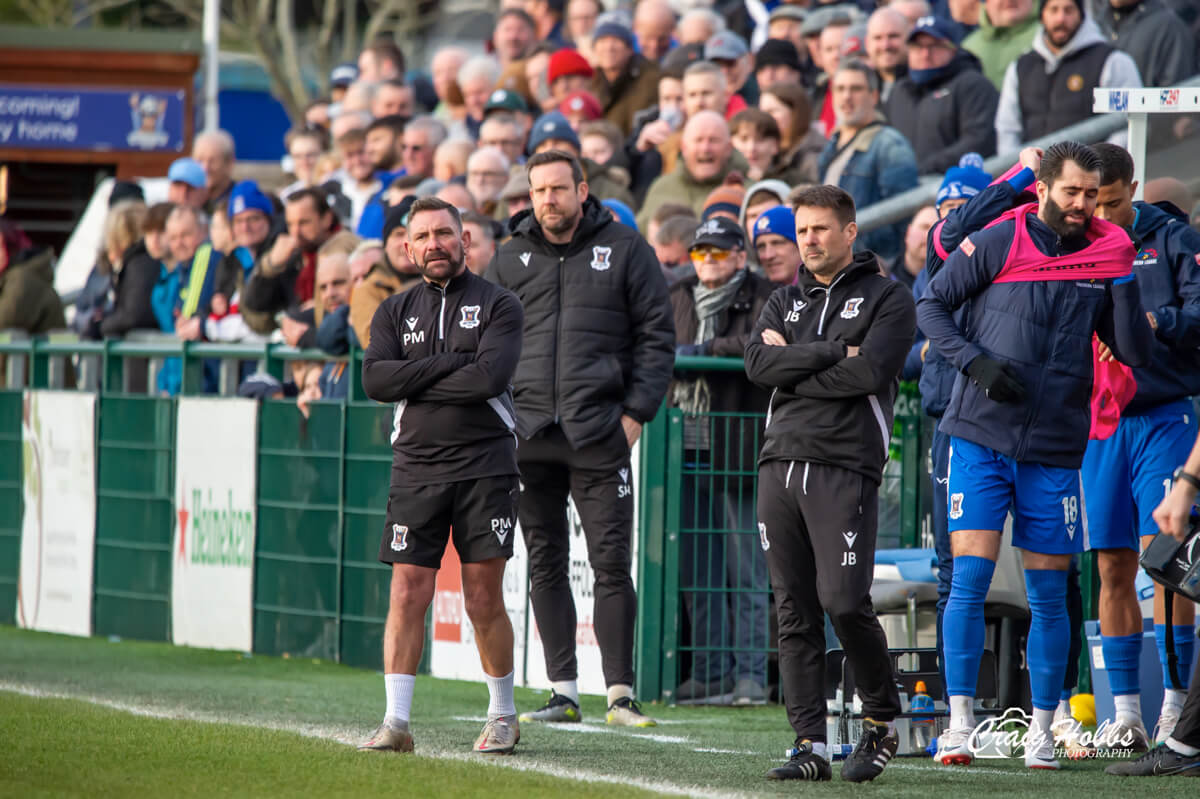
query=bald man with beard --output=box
[636,110,744,230]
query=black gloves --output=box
[966,355,1027,404]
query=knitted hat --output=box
[527,110,581,154]
[382,196,416,242]
[547,49,595,85]
[702,184,747,221]
[752,205,797,245]
[936,153,992,209]
[559,90,604,122]
[755,38,802,73]
[228,181,273,219]
[602,198,637,230]
[592,21,636,49]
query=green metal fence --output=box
[0,389,21,626]
[636,357,931,703]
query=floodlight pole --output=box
[203,0,220,132]
[1093,87,1200,202]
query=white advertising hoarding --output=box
[17,390,97,637]
[171,397,258,651]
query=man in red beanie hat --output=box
[559,90,604,131]
[548,49,595,103]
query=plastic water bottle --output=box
[910,680,936,751]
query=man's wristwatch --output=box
[1174,467,1200,492]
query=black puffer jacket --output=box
[883,49,999,174]
[489,197,676,448]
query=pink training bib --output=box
[968,202,1138,439]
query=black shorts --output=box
[379,474,519,568]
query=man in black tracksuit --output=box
[745,185,914,783]
[488,150,675,726]
[360,197,525,757]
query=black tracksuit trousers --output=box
[518,424,636,688]
[757,459,901,743]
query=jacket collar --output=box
[797,251,881,293]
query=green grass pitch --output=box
[1,625,1196,798]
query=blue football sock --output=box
[943,555,995,698]
[1025,569,1070,712]
[1157,624,1197,690]
[1101,633,1142,696]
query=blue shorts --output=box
[947,437,1085,555]
[1081,399,1198,552]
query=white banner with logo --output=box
[171,397,258,651]
[17,390,97,637]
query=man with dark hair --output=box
[489,149,674,728]
[359,39,405,83]
[1083,143,1200,754]
[356,115,410,239]
[819,59,918,263]
[494,8,538,65]
[918,141,1155,770]
[746,184,914,783]
[524,0,567,47]
[360,196,525,757]
[995,0,1142,154]
[242,187,338,338]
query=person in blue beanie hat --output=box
[528,110,637,208]
[935,152,992,214]
[527,110,581,155]
[601,198,637,230]
[751,205,803,286]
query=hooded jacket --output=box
[489,196,676,448]
[962,7,1041,89]
[996,17,1143,153]
[1101,0,1197,87]
[745,252,917,484]
[917,210,1154,468]
[884,49,999,174]
[1123,200,1200,413]
[0,248,65,334]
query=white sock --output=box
[1114,694,1142,724]
[1032,708,1055,739]
[607,683,633,706]
[485,670,516,719]
[1164,689,1188,713]
[1167,737,1200,756]
[1055,698,1071,721]
[949,695,975,730]
[808,741,828,759]
[384,673,415,724]
[552,680,579,704]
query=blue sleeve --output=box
[933,175,1029,266]
[1155,224,1200,349]
[916,225,1009,372]
[357,201,384,238]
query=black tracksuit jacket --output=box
[362,269,524,486]
[745,253,917,484]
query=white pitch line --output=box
[0,682,758,799]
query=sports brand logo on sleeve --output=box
[391,524,409,551]
[840,298,864,319]
[519,252,531,267]
[960,237,976,257]
[459,305,481,329]
[590,246,612,271]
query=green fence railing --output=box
[1,341,934,693]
